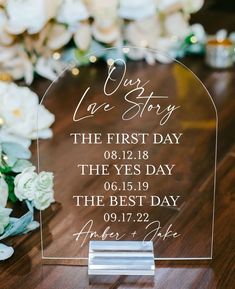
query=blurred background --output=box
[0,1,234,289]
[0,0,234,84]
[191,0,235,32]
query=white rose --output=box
[36,171,54,192]
[57,0,89,25]
[0,177,8,207]
[0,206,12,235]
[6,0,60,34]
[14,167,54,210]
[33,190,54,211]
[119,0,156,20]
[14,166,37,201]
[0,81,55,144]
[33,171,54,210]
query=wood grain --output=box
[0,50,235,289]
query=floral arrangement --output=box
[0,0,207,84]
[0,81,55,260]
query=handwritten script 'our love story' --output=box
[73,59,180,125]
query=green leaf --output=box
[4,175,17,203]
[23,221,39,234]
[74,49,90,65]
[2,142,31,160]
[8,191,17,203]
[12,159,32,173]
[0,165,12,174]
[0,211,33,240]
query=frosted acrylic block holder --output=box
[88,241,155,276]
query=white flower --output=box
[90,0,120,44]
[33,189,54,211]
[119,0,156,20]
[124,16,161,48]
[190,23,206,43]
[0,9,14,45]
[182,0,204,14]
[0,81,55,145]
[0,206,12,235]
[33,171,54,210]
[35,57,68,83]
[164,12,190,39]
[36,171,54,192]
[47,20,92,51]
[57,0,89,25]
[154,37,178,63]
[47,23,73,50]
[14,166,37,201]
[0,243,14,260]
[14,167,54,211]
[0,44,34,84]
[6,0,60,34]
[0,177,8,207]
[0,130,31,149]
[92,19,120,44]
[46,18,91,51]
[88,0,117,15]
[156,0,183,13]
[156,0,204,14]
[74,23,91,50]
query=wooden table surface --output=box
[0,53,234,289]
[1,5,235,289]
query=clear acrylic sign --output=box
[38,47,217,264]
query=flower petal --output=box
[0,243,14,260]
[0,178,8,207]
[74,23,91,51]
[47,24,72,50]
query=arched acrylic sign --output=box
[37,47,217,264]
